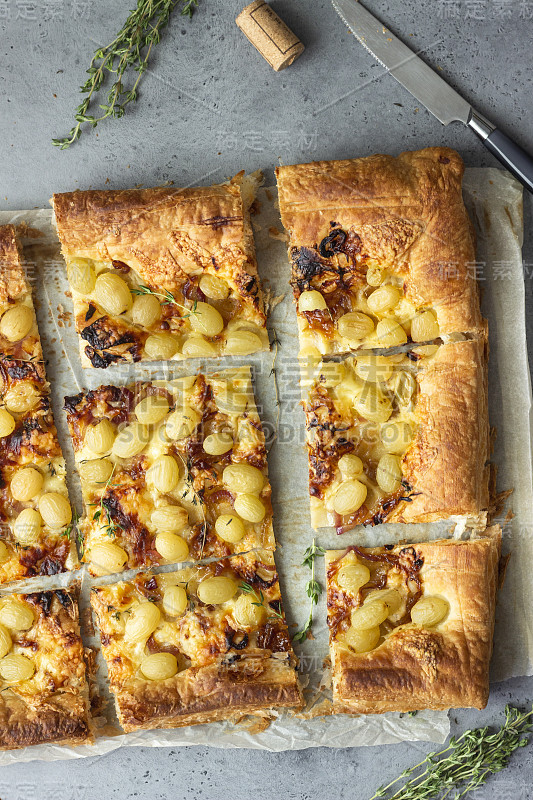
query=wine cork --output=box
[236,1,304,72]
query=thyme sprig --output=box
[293,539,325,643]
[53,0,200,148]
[370,705,533,800]
[89,464,124,539]
[131,285,200,318]
[239,582,283,622]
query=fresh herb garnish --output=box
[293,539,325,643]
[62,509,85,558]
[62,509,80,541]
[89,464,124,539]
[239,581,283,621]
[131,285,200,318]
[370,705,533,800]
[174,451,206,557]
[53,0,200,148]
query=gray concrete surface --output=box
[1,0,532,798]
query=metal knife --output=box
[332,0,533,193]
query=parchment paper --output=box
[0,167,527,764]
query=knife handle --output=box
[468,110,533,193]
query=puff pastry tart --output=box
[0,226,77,584]
[0,587,93,749]
[303,339,489,530]
[275,148,484,356]
[326,531,501,713]
[64,367,275,576]
[51,175,269,368]
[91,551,302,733]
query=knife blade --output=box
[332,0,533,193]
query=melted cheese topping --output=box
[68,367,276,574]
[0,591,87,700]
[0,293,41,362]
[91,553,290,688]
[0,362,77,583]
[326,549,449,657]
[66,249,269,367]
[303,353,432,529]
[290,225,442,356]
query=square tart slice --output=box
[0,225,42,362]
[90,551,302,733]
[303,338,489,530]
[0,587,93,749]
[64,366,275,577]
[51,176,269,369]
[276,147,484,357]
[325,532,501,713]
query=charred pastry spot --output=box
[269,598,282,615]
[225,628,249,651]
[39,556,66,576]
[84,346,123,369]
[407,351,420,362]
[64,392,84,413]
[290,246,326,288]
[33,591,53,615]
[85,303,97,322]
[81,318,138,353]
[242,275,258,295]
[5,361,42,382]
[439,155,451,164]
[319,228,347,258]
[101,494,130,531]
[55,589,74,612]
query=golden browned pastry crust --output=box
[276,147,483,355]
[116,656,302,733]
[326,531,501,714]
[51,180,268,368]
[0,587,94,749]
[64,367,275,575]
[395,337,489,524]
[91,553,302,733]
[305,338,489,529]
[0,225,41,361]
